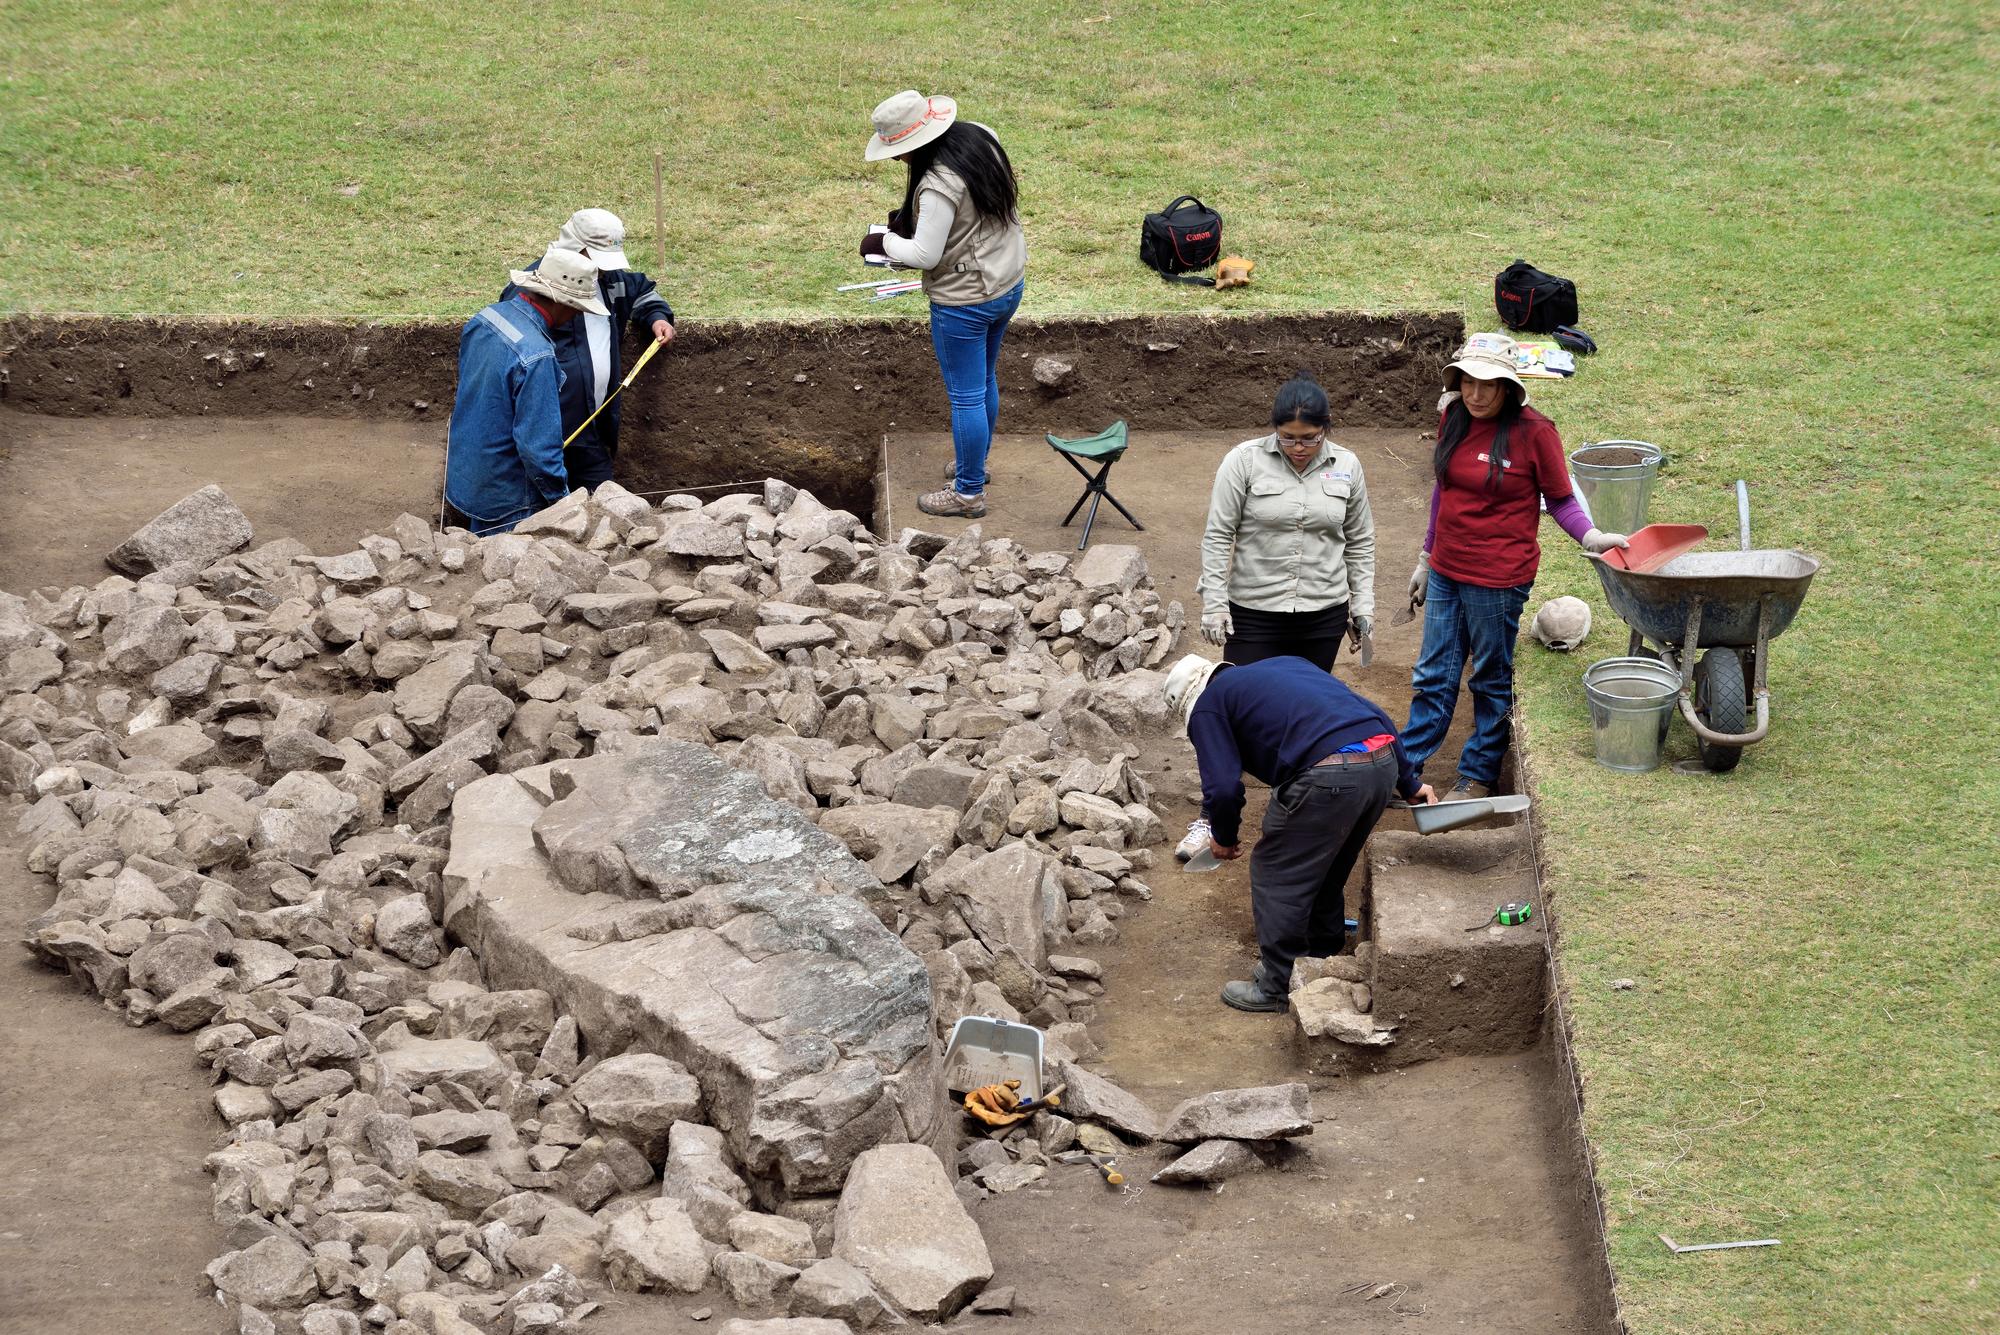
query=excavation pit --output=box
[0,308,1621,1332]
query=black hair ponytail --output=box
[1270,369,1332,430]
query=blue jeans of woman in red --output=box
[1401,570,1533,787]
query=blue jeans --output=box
[1401,571,1533,787]
[930,280,1025,494]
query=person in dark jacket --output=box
[443,246,607,535]
[501,208,675,491]
[1163,653,1436,1013]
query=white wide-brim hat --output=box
[1163,653,1222,730]
[1445,331,1529,402]
[510,245,609,316]
[558,208,630,271]
[866,89,957,161]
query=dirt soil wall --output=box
[0,313,1461,514]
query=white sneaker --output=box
[1175,818,1213,863]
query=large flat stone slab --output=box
[532,739,882,904]
[444,749,947,1202]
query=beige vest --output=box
[916,158,1027,306]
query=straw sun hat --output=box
[865,89,958,161]
[509,246,609,316]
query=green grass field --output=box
[5,1,1997,1329]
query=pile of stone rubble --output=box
[0,477,1310,1334]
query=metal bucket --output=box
[1582,656,1681,772]
[1570,441,1663,535]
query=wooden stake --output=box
[653,151,667,274]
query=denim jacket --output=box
[444,296,570,534]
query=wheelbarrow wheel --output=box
[1694,647,1746,773]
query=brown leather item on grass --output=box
[1215,255,1256,289]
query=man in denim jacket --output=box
[443,246,607,535]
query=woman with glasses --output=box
[1183,371,1376,862]
[1197,370,1377,675]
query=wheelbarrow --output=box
[1584,481,1820,772]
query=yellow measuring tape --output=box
[562,336,664,448]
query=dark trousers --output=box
[563,435,616,492]
[1250,751,1396,989]
[1225,601,1349,674]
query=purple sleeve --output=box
[1424,483,1440,553]
[1547,492,1594,544]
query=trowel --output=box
[1183,847,1223,873]
[1390,593,1419,628]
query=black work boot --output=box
[1220,965,1289,1013]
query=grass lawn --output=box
[5,1,1997,1329]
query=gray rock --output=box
[104,604,192,674]
[1071,543,1148,592]
[890,762,982,814]
[945,843,1064,971]
[370,1035,514,1099]
[572,1053,703,1159]
[414,1150,513,1212]
[1151,1138,1266,1185]
[603,1198,713,1293]
[372,894,441,967]
[1159,1083,1313,1143]
[833,1144,991,1320]
[729,1212,818,1268]
[3,646,62,693]
[1050,1060,1161,1142]
[719,1320,856,1335]
[108,484,253,576]
[714,1250,801,1307]
[1032,356,1074,388]
[204,1234,316,1308]
[817,803,958,884]
[393,648,486,746]
[790,1257,884,1327]
[701,628,779,675]
[149,651,221,703]
[661,517,749,559]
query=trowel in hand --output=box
[1390,593,1419,628]
[1183,847,1223,873]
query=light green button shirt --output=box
[1198,434,1376,620]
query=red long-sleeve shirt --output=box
[1426,406,1574,589]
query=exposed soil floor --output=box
[0,831,224,1335]
[887,426,1615,1332]
[0,410,445,592]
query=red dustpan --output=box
[1602,523,1709,572]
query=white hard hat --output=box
[1531,595,1592,651]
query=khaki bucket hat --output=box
[557,208,630,272]
[510,246,610,316]
[866,89,957,161]
[1163,653,1222,731]
[1445,331,1530,401]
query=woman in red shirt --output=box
[1401,334,1628,798]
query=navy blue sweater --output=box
[1186,657,1420,846]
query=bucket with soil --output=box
[1569,440,1663,535]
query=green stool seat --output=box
[1045,420,1143,550]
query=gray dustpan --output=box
[1410,793,1531,835]
[941,1016,1044,1098]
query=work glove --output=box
[1346,615,1373,651]
[859,230,888,260]
[1201,608,1232,646]
[1581,528,1630,554]
[1408,552,1431,607]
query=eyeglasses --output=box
[1277,431,1325,448]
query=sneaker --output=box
[1448,779,1493,801]
[917,487,987,518]
[1174,817,1213,863]
[1221,979,1289,1013]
